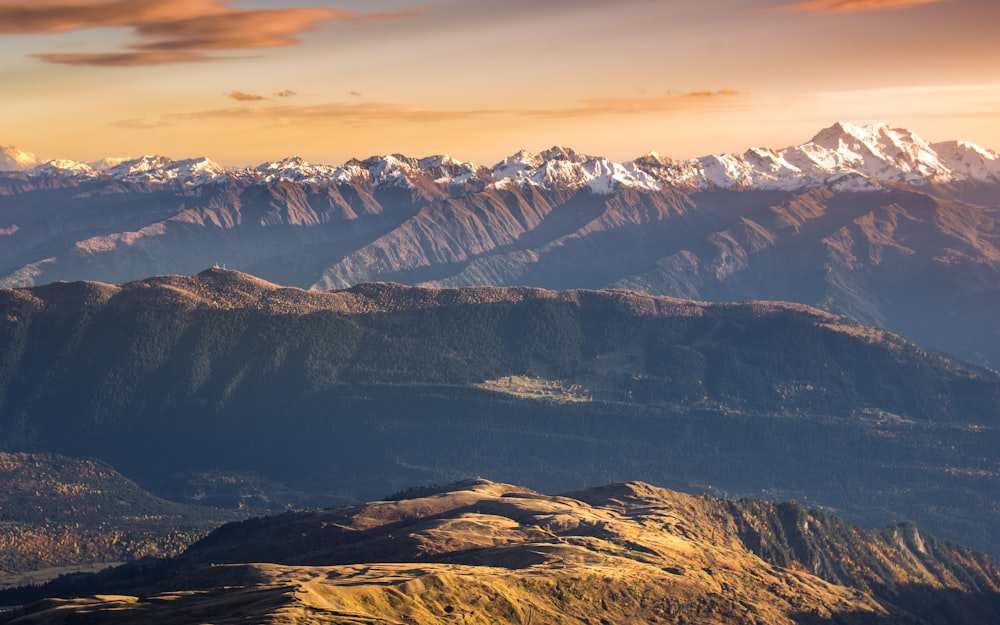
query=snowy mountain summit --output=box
[0,146,38,172]
[3,123,998,193]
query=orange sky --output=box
[1,0,998,166]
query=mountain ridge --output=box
[3,122,1000,370]
[4,479,999,624]
[1,271,999,558]
[3,122,998,192]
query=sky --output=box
[1,0,999,167]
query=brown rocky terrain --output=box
[2,480,998,624]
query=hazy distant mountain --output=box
[0,146,36,172]
[1,269,998,557]
[2,123,999,366]
[5,480,1000,624]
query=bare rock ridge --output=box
[1,270,999,559]
[3,480,999,624]
[2,123,1000,369]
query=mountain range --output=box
[3,480,999,624]
[4,122,999,189]
[3,122,1000,367]
[1,269,998,559]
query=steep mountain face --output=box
[4,480,999,624]
[2,123,999,366]
[1,270,998,557]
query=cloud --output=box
[228,90,266,102]
[778,0,943,13]
[162,90,743,127]
[0,0,420,67]
[809,83,1000,97]
[111,117,173,130]
[275,90,297,98]
[348,91,362,98]
[168,102,465,126]
[552,90,741,118]
[31,51,212,66]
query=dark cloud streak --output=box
[0,0,420,67]
[228,91,266,101]
[31,51,212,66]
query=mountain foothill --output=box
[3,480,1000,624]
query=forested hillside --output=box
[0,270,997,556]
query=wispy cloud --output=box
[228,90,266,102]
[778,0,943,13]
[275,90,297,98]
[566,90,740,117]
[167,101,468,126]
[111,117,173,130]
[152,90,742,127]
[806,83,1000,98]
[32,51,213,67]
[0,0,420,67]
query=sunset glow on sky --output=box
[2,0,999,166]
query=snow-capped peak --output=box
[661,122,1000,191]
[0,146,38,171]
[539,145,587,163]
[262,156,309,170]
[364,155,416,190]
[103,155,172,178]
[257,156,352,185]
[809,120,881,147]
[800,121,951,183]
[491,146,661,194]
[415,155,480,186]
[496,150,542,170]
[3,123,998,192]
[97,155,227,185]
[87,157,131,172]
[31,159,99,179]
[416,155,456,169]
[164,157,227,184]
[929,140,1000,182]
